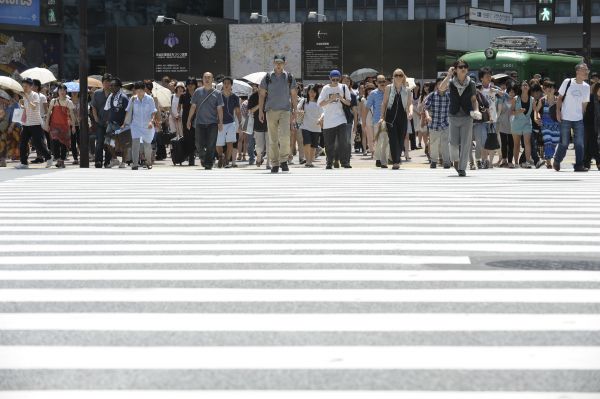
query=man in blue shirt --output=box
[218,77,242,168]
[363,75,388,167]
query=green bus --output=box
[456,36,599,83]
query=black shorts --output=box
[302,129,320,148]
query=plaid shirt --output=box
[424,90,450,130]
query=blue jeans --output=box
[247,134,256,163]
[554,120,584,167]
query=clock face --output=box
[200,30,216,49]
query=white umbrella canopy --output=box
[216,79,253,97]
[20,67,57,85]
[241,72,267,86]
[152,81,172,108]
[350,68,378,82]
[0,89,11,100]
[0,76,23,93]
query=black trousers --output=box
[584,123,600,167]
[195,123,218,167]
[500,132,513,161]
[387,121,407,164]
[71,128,80,160]
[323,123,347,166]
[94,123,111,165]
[20,125,51,164]
[52,140,68,160]
[183,124,196,162]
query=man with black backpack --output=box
[259,54,298,174]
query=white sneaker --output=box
[45,159,54,168]
[109,159,120,168]
[15,163,29,169]
[119,162,127,169]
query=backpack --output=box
[265,72,294,90]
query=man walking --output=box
[364,75,388,168]
[186,72,224,170]
[554,63,591,172]
[259,54,297,174]
[424,77,451,169]
[318,69,352,169]
[91,74,112,168]
[218,76,242,168]
[15,78,53,169]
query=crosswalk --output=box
[0,167,599,397]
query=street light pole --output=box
[583,0,592,67]
[79,0,89,168]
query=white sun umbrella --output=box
[406,77,417,90]
[0,89,11,101]
[152,81,172,109]
[216,79,253,97]
[20,67,57,85]
[241,72,267,86]
[0,76,24,93]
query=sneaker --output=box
[375,160,381,167]
[95,162,103,169]
[147,164,153,170]
[45,159,54,168]
[31,158,44,164]
[443,163,451,169]
[523,161,533,169]
[326,164,333,169]
[476,160,482,169]
[469,163,476,171]
[110,159,120,168]
[574,166,589,172]
[132,166,138,170]
[553,161,560,171]
[380,164,388,169]
[205,165,213,170]
[535,160,545,169]
[248,160,255,166]
[287,160,295,165]
[342,164,352,169]
[281,162,289,172]
[458,170,467,177]
[271,165,279,173]
[299,159,306,165]
[392,164,400,170]
[224,164,232,168]
[119,162,127,169]
[482,160,489,169]
[430,162,437,169]
[15,163,29,169]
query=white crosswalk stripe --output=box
[0,168,599,397]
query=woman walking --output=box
[125,81,157,170]
[511,80,535,168]
[298,84,323,168]
[380,68,413,170]
[46,84,76,169]
[536,81,561,169]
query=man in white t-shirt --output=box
[317,69,352,169]
[15,78,53,169]
[553,62,590,172]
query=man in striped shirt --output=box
[15,78,53,169]
[424,77,451,169]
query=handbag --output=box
[342,86,354,124]
[245,114,254,135]
[484,124,500,150]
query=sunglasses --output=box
[394,74,404,78]
[456,65,467,69]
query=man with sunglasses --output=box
[318,70,352,169]
[439,60,481,177]
[364,75,389,168]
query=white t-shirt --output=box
[317,83,351,129]
[38,93,48,119]
[171,94,180,117]
[559,78,590,121]
[299,99,322,133]
[481,85,498,123]
[22,91,43,126]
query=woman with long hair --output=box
[298,84,322,167]
[511,80,535,168]
[359,83,375,158]
[46,84,76,168]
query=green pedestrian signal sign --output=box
[537,0,555,24]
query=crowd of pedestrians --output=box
[0,54,598,175]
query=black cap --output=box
[274,54,285,62]
[22,77,34,86]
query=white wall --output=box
[446,22,547,52]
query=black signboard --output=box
[303,22,343,80]
[117,26,154,81]
[190,24,229,78]
[154,25,190,80]
[342,22,382,77]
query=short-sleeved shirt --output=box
[22,91,42,126]
[559,78,590,122]
[92,89,110,125]
[260,70,296,112]
[248,92,267,132]
[38,93,48,119]
[104,91,129,125]
[126,93,157,140]
[424,90,450,130]
[180,91,193,124]
[221,92,240,125]
[366,88,384,123]
[317,83,351,130]
[191,87,224,125]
